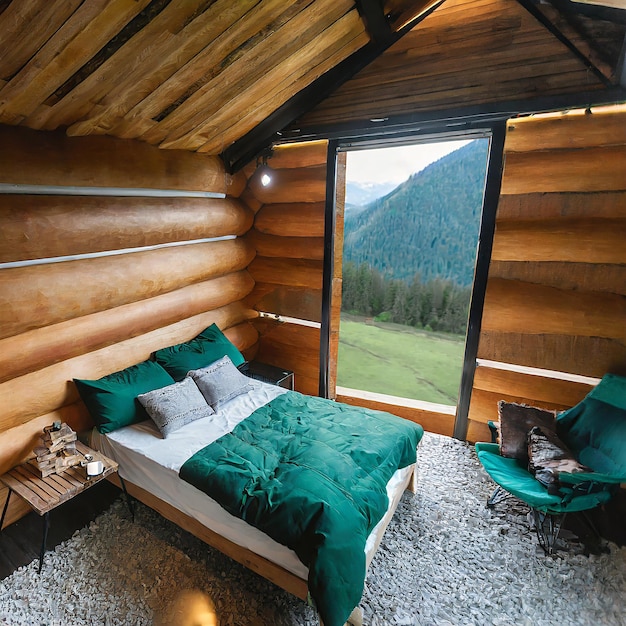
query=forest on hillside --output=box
[340,140,489,335]
[343,139,488,286]
[341,261,470,334]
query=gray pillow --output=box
[137,377,214,437]
[188,355,254,410]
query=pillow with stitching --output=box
[188,355,253,411]
[154,323,245,381]
[74,360,175,434]
[498,401,557,464]
[137,377,215,438]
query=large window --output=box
[336,137,490,409]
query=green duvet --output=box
[179,391,423,626]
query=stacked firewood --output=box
[33,421,82,477]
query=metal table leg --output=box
[118,475,135,522]
[39,512,49,573]
[0,488,11,531]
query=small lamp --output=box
[255,147,274,187]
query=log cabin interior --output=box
[1,0,626,619]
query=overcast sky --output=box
[345,139,472,185]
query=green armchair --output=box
[476,373,626,554]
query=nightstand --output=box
[0,442,128,573]
[239,361,294,390]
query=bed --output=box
[76,326,424,626]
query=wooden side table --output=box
[0,441,126,573]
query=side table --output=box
[240,360,294,390]
[0,441,128,573]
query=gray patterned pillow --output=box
[137,377,214,437]
[188,355,253,411]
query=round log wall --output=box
[467,106,626,443]
[242,141,329,395]
[0,128,258,526]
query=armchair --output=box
[476,373,626,554]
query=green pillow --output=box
[74,360,175,434]
[154,323,245,381]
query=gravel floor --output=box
[1,432,624,626]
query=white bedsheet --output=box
[91,380,414,580]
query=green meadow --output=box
[337,314,465,405]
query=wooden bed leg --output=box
[408,465,418,494]
[347,606,364,625]
[318,606,363,626]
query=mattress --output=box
[91,380,414,581]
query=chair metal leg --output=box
[579,510,601,540]
[577,510,610,554]
[39,512,50,573]
[486,485,512,507]
[532,509,565,555]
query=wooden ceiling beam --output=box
[0,0,153,125]
[0,0,83,83]
[196,15,369,154]
[516,0,614,85]
[64,0,313,139]
[156,0,357,151]
[549,0,626,24]
[530,1,623,78]
[222,0,445,172]
[355,0,393,44]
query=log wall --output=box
[242,141,329,396]
[243,139,462,437]
[467,105,626,443]
[0,125,258,528]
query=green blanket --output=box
[179,391,423,626]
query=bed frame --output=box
[108,466,417,625]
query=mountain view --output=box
[345,180,397,212]
[343,139,489,286]
[337,140,490,403]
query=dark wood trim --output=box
[328,126,499,436]
[543,0,626,25]
[275,88,626,144]
[336,125,501,153]
[319,140,339,399]
[355,0,393,45]
[221,3,443,174]
[516,0,613,86]
[453,122,507,440]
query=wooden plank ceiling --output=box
[0,0,375,154]
[293,0,626,131]
[0,0,624,166]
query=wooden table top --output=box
[0,442,118,516]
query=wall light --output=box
[255,147,274,187]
